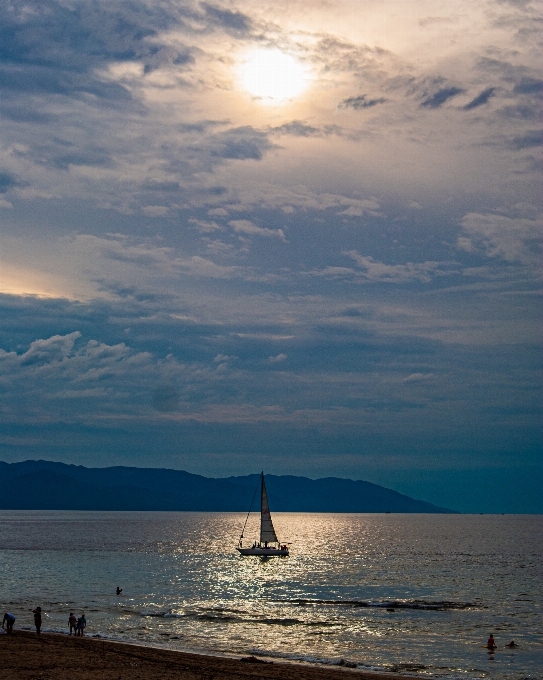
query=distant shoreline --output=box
[0,461,457,513]
[3,630,420,680]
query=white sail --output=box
[236,472,288,555]
[259,473,278,544]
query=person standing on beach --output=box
[2,612,15,634]
[33,607,42,636]
[68,612,77,635]
[76,613,86,636]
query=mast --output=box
[238,475,260,547]
[259,472,278,544]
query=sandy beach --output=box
[0,631,416,680]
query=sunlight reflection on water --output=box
[0,512,541,680]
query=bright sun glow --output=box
[239,49,309,103]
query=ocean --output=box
[0,511,541,679]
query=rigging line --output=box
[238,475,261,547]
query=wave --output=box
[139,612,186,618]
[17,626,121,640]
[287,598,479,611]
[139,610,338,627]
[246,618,303,626]
[139,598,479,624]
[246,647,431,673]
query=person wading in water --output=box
[33,607,42,636]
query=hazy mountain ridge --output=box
[0,460,456,513]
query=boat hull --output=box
[237,547,289,556]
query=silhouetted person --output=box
[116,587,122,595]
[33,607,42,636]
[76,614,86,636]
[487,634,496,649]
[506,640,517,648]
[68,612,77,635]
[2,612,15,634]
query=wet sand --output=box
[0,631,416,680]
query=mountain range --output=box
[0,460,456,513]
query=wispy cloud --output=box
[458,212,542,266]
[464,87,496,110]
[421,87,464,108]
[339,94,387,109]
[229,220,286,240]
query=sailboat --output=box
[237,473,289,556]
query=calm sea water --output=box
[0,512,541,679]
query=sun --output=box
[239,48,309,103]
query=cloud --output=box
[152,384,180,412]
[229,220,286,240]
[201,3,252,35]
[400,75,469,111]
[513,78,543,95]
[464,87,496,110]
[0,0,540,510]
[271,122,321,137]
[0,0,179,72]
[0,0,183,105]
[339,94,387,109]
[83,235,174,269]
[342,252,458,283]
[498,102,539,121]
[307,256,457,285]
[268,353,287,363]
[142,205,169,216]
[458,212,542,265]
[402,373,435,383]
[142,46,194,75]
[17,331,82,366]
[51,147,114,170]
[419,15,461,27]
[421,87,464,108]
[175,255,247,279]
[210,127,275,160]
[189,217,223,232]
[141,179,181,192]
[312,36,394,81]
[0,101,54,124]
[511,130,543,149]
[0,329,159,420]
[0,66,133,102]
[0,171,21,192]
[338,200,382,217]
[213,354,234,363]
[50,387,114,399]
[227,185,382,217]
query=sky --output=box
[0,0,541,513]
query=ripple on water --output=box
[1,512,541,680]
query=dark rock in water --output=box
[240,656,272,664]
[338,659,357,668]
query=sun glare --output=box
[239,49,309,103]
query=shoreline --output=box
[11,625,414,672]
[1,630,424,680]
